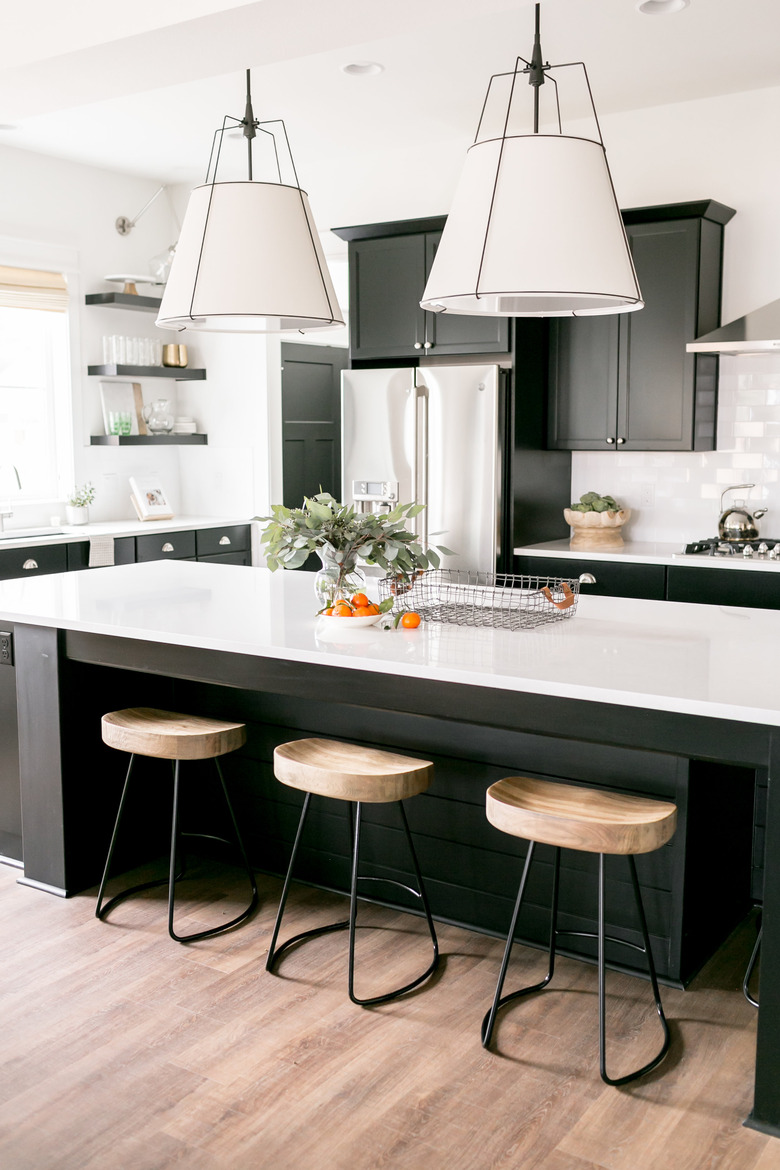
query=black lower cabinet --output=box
[668,565,780,609]
[0,544,67,581]
[514,554,666,600]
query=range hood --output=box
[687,298,780,355]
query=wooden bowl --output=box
[563,507,631,549]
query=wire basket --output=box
[378,569,581,632]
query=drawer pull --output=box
[219,535,231,546]
[162,542,175,553]
[22,559,38,571]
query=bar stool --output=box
[483,775,677,1086]
[743,918,761,1007]
[96,707,259,942]
[266,737,439,1005]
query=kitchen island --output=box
[2,560,780,1135]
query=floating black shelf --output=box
[85,292,162,312]
[90,434,208,446]
[88,364,206,381]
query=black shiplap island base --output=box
[1,561,779,1135]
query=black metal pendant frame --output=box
[482,843,671,1086]
[178,68,338,331]
[265,792,439,1006]
[95,754,259,943]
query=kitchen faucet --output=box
[0,465,22,532]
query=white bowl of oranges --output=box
[318,591,386,627]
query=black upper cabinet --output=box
[547,200,736,452]
[334,218,510,362]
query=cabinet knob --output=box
[413,342,423,350]
[162,542,174,553]
[616,437,626,445]
[606,437,615,444]
[423,341,433,349]
[22,559,38,571]
[219,535,231,546]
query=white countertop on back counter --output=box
[515,538,780,572]
[0,559,778,728]
[0,516,256,552]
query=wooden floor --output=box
[0,859,777,1170]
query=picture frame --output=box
[99,381,147,436]
[129,475,174,521]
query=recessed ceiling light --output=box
[0,124,17,131]
[636,0,690,13]
[341,61,384,77]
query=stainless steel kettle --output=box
[717,483,768,540]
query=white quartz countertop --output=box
[0,560,778,728]
[515,538,780,572]
[0,516,255,552]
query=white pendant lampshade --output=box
[156,181,343,332]
[421,5,642,319]
[155,70,343,334]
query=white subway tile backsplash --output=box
[569,354,780,543]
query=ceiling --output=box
[1,0,778,232]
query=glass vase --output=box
[314,546,366,609]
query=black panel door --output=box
[548,315,620,450]
[349,235,427,360]
[617,219,700,449]
[281,342,347,510]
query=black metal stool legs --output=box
[743,918,762,1008]
[598,854,670,1086]
[483,847,671,1085]
[96,754,259,942]
[266,795,439,1005]
[481,843,560,1048]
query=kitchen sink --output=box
[0,527,67,541]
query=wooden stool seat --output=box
[101,707,246,761]
[273,737,433,803]
[96,707,257,943]
[486,776,678,856]
[267,736,438,1006]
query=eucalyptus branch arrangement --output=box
[258,492,453,586]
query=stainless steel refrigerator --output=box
[341,364,504,573]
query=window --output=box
[0,265,72,502]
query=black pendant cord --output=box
[527,2,546,134]
[243,68,258,180]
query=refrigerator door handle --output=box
[419,385,429,546]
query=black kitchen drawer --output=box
[513,555,667,600]
[667,565,780,609]
[196,524,250,558]
[198,550,251,566]
[0,544,68,580]
[136,529,196,562]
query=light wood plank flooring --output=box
[0,860,775,1170]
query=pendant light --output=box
[156,70,344,333]
[420,4,642,319]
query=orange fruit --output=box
[400,612,421,629]
[333,602,353,617]
[323,607,334,616]
[333,598,351,609]
[351,592,370,608]
[353,605,379,617]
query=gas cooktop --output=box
[683,538,780,559]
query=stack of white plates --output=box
[173,416,197,435]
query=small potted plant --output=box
[258,492,453,608]
[66,482,96,526]
[564,491,631,548]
